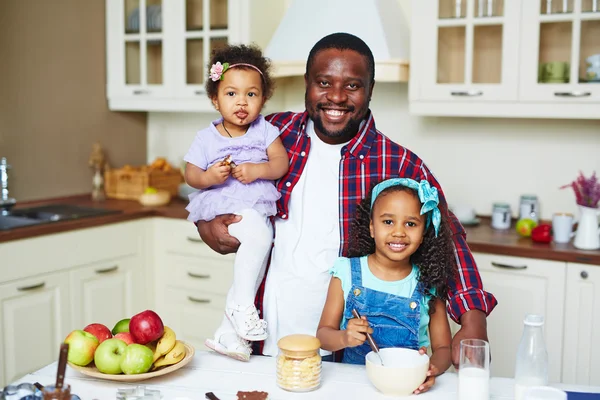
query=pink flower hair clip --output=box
[209,62,230,81]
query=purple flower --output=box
[561,171,600,208]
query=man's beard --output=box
[309,102,363,141]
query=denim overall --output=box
[341,257,423,365]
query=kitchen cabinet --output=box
[411,0,521,102]
[473,252,566,381]
[0,220,148,387]
[0,271,70,387]
[105,0,286,112]
[69,256,146,330]
[409,0,600,118]
[562,262,600,386]
[152,218,234,351]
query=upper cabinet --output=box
[106,0,285,112]
[410,0,600,119]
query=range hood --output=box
[264,0,410,82]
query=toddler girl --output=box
[317,178,454,394]
[184,44,288,359]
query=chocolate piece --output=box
[223,155,237,168]
[236,391,268,400]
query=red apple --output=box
[129,310,164,344]
[64,330,99,366]
[83,323,112,344]
[114,332,134,345]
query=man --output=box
[199,33,497,368]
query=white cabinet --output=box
[562,262,600,386]
[106,0,286,112]
[152,218,234,351]
[520,1,600,104]
[0,271,70,387]
[0,220,148,387]
[474,252,567,381]
[410,0,600,118]
[412,0,521,103]
[69,256,146,330]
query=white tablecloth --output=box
[12,351,600,400]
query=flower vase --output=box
[573,205,600,250]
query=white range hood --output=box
[264,0,410,82]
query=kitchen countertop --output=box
[1,194,599,265]
[12,351,600,399]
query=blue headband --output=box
[370,178,441,237]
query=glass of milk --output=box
[458,339,490,400]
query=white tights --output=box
[226,208,273,309]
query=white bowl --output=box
[366,348,430,396]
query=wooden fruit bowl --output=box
[67,341,194,382]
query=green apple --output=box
[94,338,127,374]
[516,218,538,237]
[64,330,99,366]
[120,344,154,374]
[112,318,131,335]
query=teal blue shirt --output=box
[330,256,432,348]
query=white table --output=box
[12,351,600,399]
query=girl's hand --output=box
[343,316,373,348]
[413,346,439,394]
[231,163,260,184]
[208,161,231,185]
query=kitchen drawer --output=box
[167,254,233,296]
[161,286,227,351]
[0,220,146,283]
[155,217,234,260]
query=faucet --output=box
[0,157,16,215]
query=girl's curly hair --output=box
[347,184,457,315]
[205,44,275,102]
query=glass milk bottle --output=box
[514,314,548,400]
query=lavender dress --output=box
[184,115,282,222]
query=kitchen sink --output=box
[0,204,121,231]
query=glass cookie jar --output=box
[276,334,322,392]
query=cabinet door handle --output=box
[451,90,483,97]
[187,236,203,243]
[194,90,205,95]
[188,272,210,279]
[133,89,151,95]
[554,91,591,97]
[491,262,527,270]
[95,266,119,274]
[187,296,211,303]
[581,271,589,279]
[17,282,46,291]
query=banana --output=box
[153,340,186,370]
[153,326,177,362]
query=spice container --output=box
[491,202,511,230]
[276,334,322,392]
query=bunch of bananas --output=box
[146,326,186,370]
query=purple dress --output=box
[184,115,282,222]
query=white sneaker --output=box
[225,304,268,341]
[205,331,252,362]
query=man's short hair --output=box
[305,32,375,83]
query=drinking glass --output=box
[458,339,490,400]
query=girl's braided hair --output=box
[347,184,457,314]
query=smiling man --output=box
[197,33,497,367]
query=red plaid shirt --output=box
[254,111,497,353]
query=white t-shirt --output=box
[262,119,348,356]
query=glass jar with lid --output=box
[276,334,322,392]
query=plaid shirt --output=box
[254,111,497,353]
